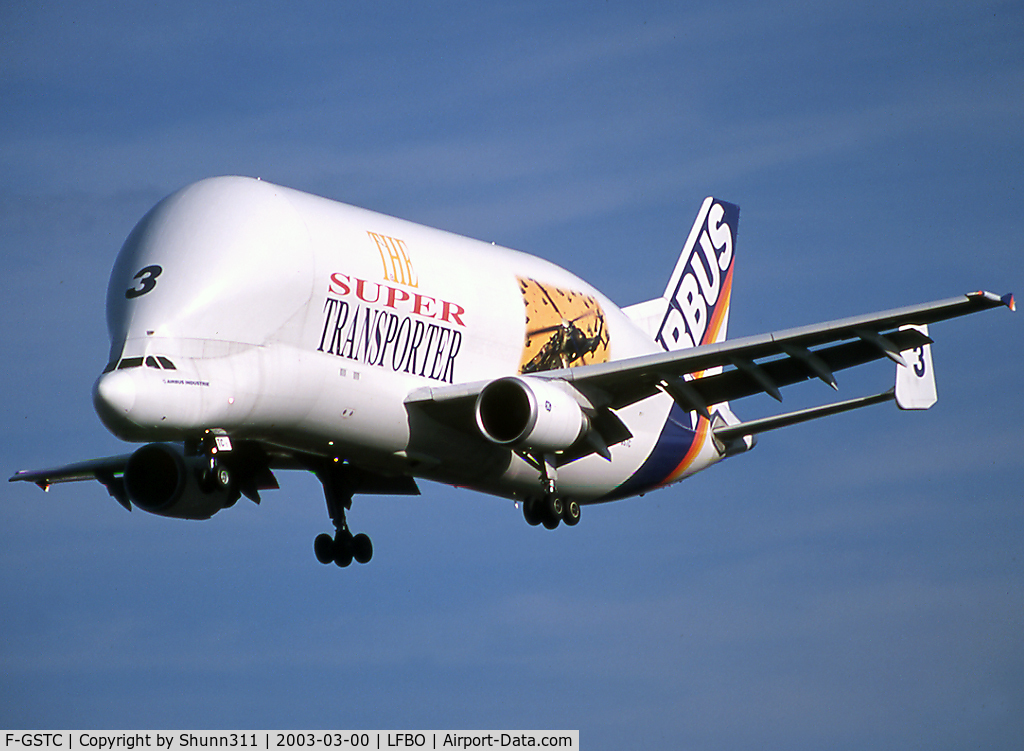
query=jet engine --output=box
[474,376,589,453]
[123,442,237,519]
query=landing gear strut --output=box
[313,465,373,567]
[191,430,239,503]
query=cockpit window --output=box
[110,355,177,371]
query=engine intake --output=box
[124,442,236,519]
[475,376,589,453]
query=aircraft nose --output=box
[93,370,137,430]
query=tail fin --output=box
[613,199,743,494]
[625,198,740,351]
[655,198,739,350]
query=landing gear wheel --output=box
[562,499,581,526]
[352,533,373,564]
[333,533,354,568]
[215,466,231,489]
[541,496,563,529]
[314,533,335,564]
[200,459,232,493]
[523,498,543,526]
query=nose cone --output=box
[93,371,138,437]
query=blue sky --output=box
[2,1,1022,747]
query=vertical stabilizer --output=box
[611,199,745,500]
[654,198,740,351]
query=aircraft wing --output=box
[407,290,1014,430]
[10,455,135,510]
[9,443,418,509]
[10,455,131,489]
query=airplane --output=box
[9,176,1015,568]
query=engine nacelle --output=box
[123,442,236,520]
[475,376,589,453]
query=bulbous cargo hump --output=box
[106,176,315,353]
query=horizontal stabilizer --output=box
[713,390,896,445]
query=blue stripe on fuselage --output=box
[601,403,697,501]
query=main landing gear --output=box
[522,495,581,529]
[521,451,581,530]
[314,528,372,567]
[313,465,373,567]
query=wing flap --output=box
[686,328,929,407]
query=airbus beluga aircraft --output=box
[10,176,1015,568]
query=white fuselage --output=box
[93,177,724,503]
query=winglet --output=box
[894,325,937,410]
[968,290,1015,312]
